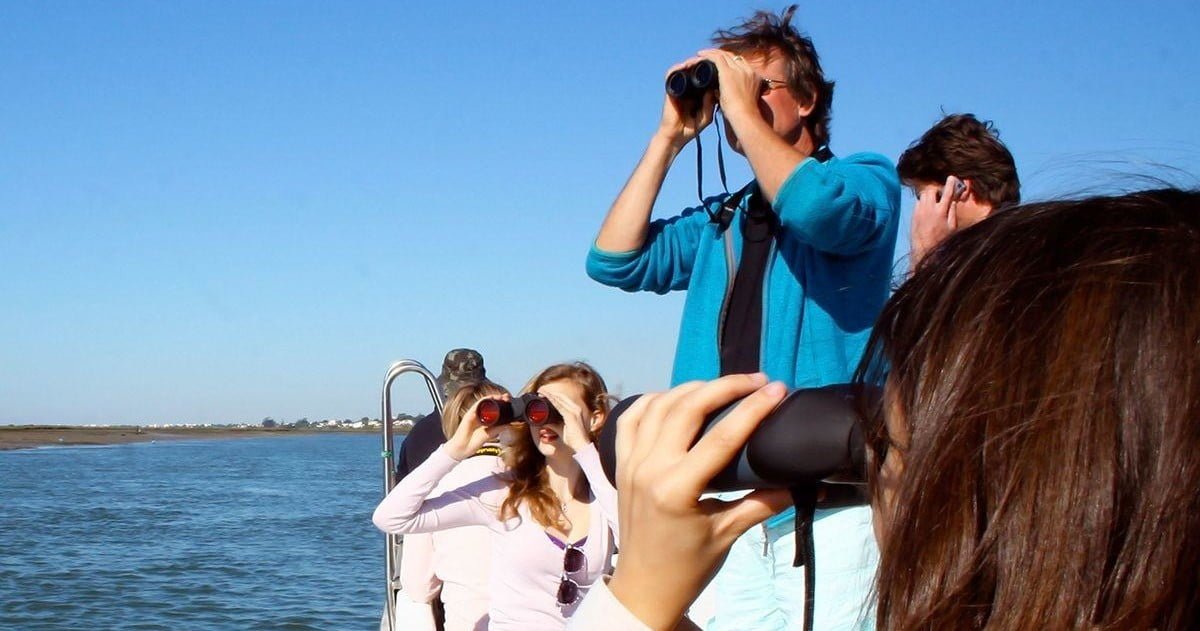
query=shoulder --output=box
[778,152,899,194]
[441,464,505,490]
[837,151,896,168]
[815,152,901,199]
[398,412,447,472]
[411,413,444,440]
[825,152,898,180]
[450,453,505,480]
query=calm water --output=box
[0,434,392,629]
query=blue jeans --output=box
[705,504,877,630]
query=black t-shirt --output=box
[395,411,445,481]
[720,191,778,376]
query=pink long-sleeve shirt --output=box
[400,452,504,631]
[373,442,620,631]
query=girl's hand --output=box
[445,395,507,461]
[538,388,591,452]
[606,374,793,630]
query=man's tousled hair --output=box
[713,5,834,148]
[897,113,1020,208]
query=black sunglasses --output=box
[556,544,587,606]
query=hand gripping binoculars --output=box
[477,394,563,427]
[665,59,718,101]
[598,384,873,492]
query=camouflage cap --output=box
[437,348,486,397]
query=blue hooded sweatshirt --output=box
[586,152,900,389]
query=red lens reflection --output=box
[478,400,501,425]
[526,400,550,425]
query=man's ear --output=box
[961,180,996,220]
[796,97,816,118]
[956,178,971,202]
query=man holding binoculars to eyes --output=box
[586,6,899,630]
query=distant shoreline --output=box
[0,426,391,451]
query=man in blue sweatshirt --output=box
[586,6,898,630]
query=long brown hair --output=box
[499,362,612,529]
[857,188,1200,629]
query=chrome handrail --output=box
[381,359,444,631]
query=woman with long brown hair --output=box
[566,188,1200,630]
[374,362,618,631]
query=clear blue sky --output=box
[3,1,1198,425]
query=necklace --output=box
[558,492,573,528]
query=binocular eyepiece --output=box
[477,394,563,427]
[598,384,874,493]
[665,59,718,101]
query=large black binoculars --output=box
[477,394,563,427]
[598,384,872,492]
[665,59,718,101]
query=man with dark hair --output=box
[394,348,488,481]
[897,113,1020,267]
[587,6,898,629]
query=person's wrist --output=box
[652,126,688,153]
[444,439,470,461]
[608,563,685,630]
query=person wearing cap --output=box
[396,348,489,481]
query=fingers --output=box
[916,185,937,210]
[944,176,962,230]
[631,380,710,460]
[615,393,657,488]
[697,48,757,93]
[707,488,792,541]
[460,397,484,427]
[696,48,738,72]
[911,189,936,237]
[664,55,705,79]
[541,390,582,421]
[937,177,956,220]
[659,373,770,453]
[680,379,785,488]
[946,175,965,201]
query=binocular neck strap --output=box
[789,484,818,631]
[695,107,732,221]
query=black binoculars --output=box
[598,384,872,492]
[477,394,562,427]
[665,59,718,101]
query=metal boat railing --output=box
[381,359,444,631]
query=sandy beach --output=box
[0,426,377,451]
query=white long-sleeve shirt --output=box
[399,452,504,631]
[373,443,620,630]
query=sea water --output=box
[0,434,390,629]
